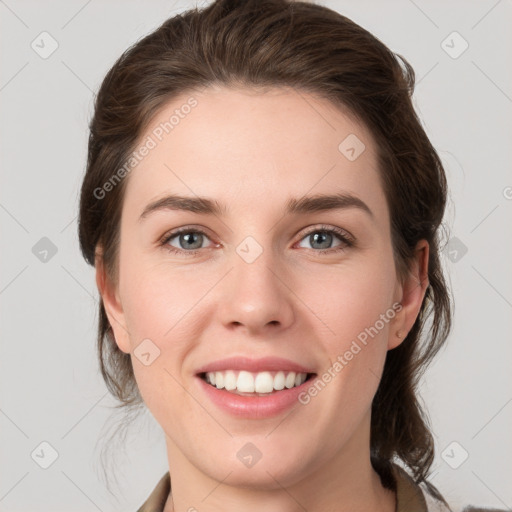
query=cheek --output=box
[120,243,397,353]
[120,257,210,340]
[121,263,204,415]
[299,254,396,404]
[305,258,396,348]
[297,265,395,418]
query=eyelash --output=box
[159,224,355,257]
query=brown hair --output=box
[78,0,452,493]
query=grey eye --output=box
[169,231,207,250]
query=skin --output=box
[96,85,429,512]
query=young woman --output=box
[78,1,503,510]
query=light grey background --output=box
[1,0,511,510]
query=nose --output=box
[217,245,295,336]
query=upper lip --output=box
[195,356,316,375]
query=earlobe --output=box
[94,249,131,354]
[388,240,430,350]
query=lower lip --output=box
[196,375,315,419]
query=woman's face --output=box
[99,85,427,490]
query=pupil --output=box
[182,232,202,249]
[312,232,331,249]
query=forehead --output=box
[122,85,388,222]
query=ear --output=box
[95,247,131,354]
[388,239,430,350]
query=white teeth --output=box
[237,370,255,392]
[295,373,306,386]
[274,371,285,390]
[254,371,274,393]
[204,370,309,394]
[224,370,237,391]
[236,371,254,393]
[285,372,296,389]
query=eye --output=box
[159,224,355,257]
[296,225,354,254]
[160,227,215,255]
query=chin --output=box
[195,440,313,491]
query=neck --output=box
[163,414,396,512]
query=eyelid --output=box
[295,223,355,245]
[159,224,216,245]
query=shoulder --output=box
[415,472,507,512]
[392,463,507,512]
[459,509,510,512]
[136,471,170,512]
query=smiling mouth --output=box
[198,370,316,396]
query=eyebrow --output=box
[138,192,373,222]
